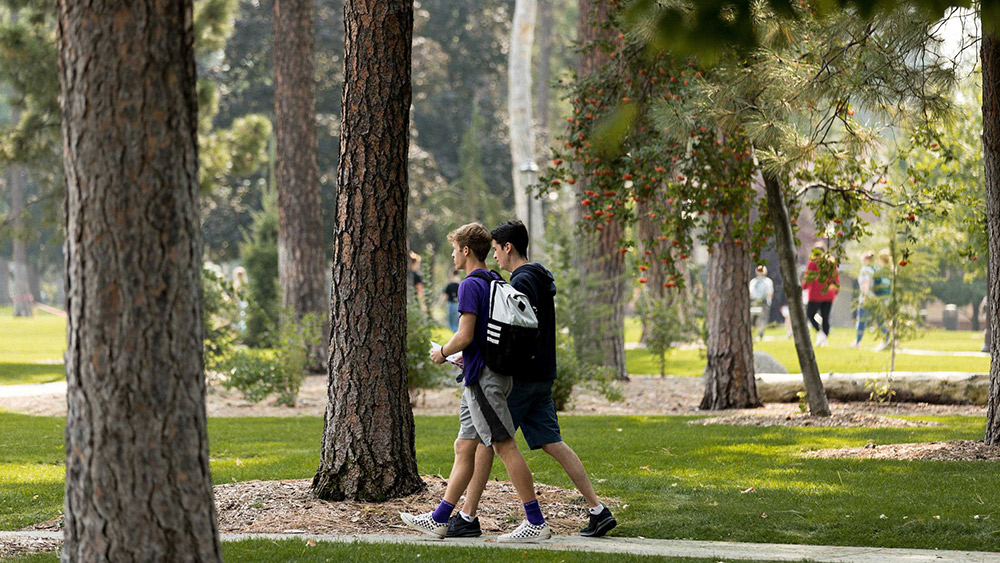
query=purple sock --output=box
[431,499,455,524]
[523,499,545,526]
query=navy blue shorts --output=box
[507,379,562,450]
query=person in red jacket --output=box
[802,244,840,347]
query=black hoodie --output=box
[510,262,557,381]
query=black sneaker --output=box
[445,514,482,538]
[580,506,617,537]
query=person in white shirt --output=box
[749,265,774,341]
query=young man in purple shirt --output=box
[445,220,617,539]
[400,222,550,542]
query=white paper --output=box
[430,341,464,370]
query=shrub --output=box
[202,266,242,372]
[636,295,696,377]
[220,311,323,407]
[240,188,279,348]
[407,297,449,393]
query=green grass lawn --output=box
[625,323,990,377]
[0,540,797,563]
[0,309,988,385]
[0,308,66,386]
[2,412,997,551]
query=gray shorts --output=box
[458,366,515,446]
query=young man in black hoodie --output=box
[446,220,617,539]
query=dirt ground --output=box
[1,374,987,419]
[804,440,1000,461]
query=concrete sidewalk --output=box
[3,531,998,562]
[0,381,65,398]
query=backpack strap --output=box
[469,270,504,284]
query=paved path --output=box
[3,531,998,562]
[0,381,65,398]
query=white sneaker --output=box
[873,340,887,352]
[815,332,828,347]
[498,520,552,543]
[400,511,448,539]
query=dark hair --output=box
[490,220,529,257]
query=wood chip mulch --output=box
[0,536,61,558]
[690,412,941,428]
[212,476,601,536]
[803,440,1000,461]
[7,476,605,557]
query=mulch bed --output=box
[691,412,941,428]
[211,476,599,536]
[0,536,61,559]
[9,476,605,558]
[803,440,1000,461]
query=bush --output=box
[202,266,242,372]
[240,188,279,348]
[636,295,696,377]
[546,226,624,410]
[407,297,449,392]
[220,311,323,407]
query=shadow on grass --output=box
[0,363,65,386]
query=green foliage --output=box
[239,188,280,348]
[202,266,243,372]
[220,312,322,407]
[194,0,239,55]
[406,298,449,392]
[636,296,696,377]
[546,223,624,409]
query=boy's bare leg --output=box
[442,438,480,505]
[461,443,495,517]
[491,438,536,503]
[541,441,601,508]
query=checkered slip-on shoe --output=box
[400,511,448,539]
[497,520,552,543]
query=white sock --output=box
[589,504,604,515]
[460,510,475,522]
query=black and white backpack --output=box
[469,270,539,376]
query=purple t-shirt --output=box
[457,269,500,386]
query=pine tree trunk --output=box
[0,258,9,305]
[58,1,221,560]
[275,0,328,372]
[509,0,543,253]
[312,0,423,501]
[9,119,32,317]
[577,0,627,381]
[28,262,41,304]
[700,214,761,409]
[762,170,830,416]
[982,24,1000,445]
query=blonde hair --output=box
[447,223,492,261]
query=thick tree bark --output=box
[58,1,221,561]
[509,0,544,255]
[983,24,1000,445]
[0,258,9,305]
[700,214,761,409]
[762,171,830,416]
[577,0,627,381]
[275,0,328,372]
[312,0,423,501]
